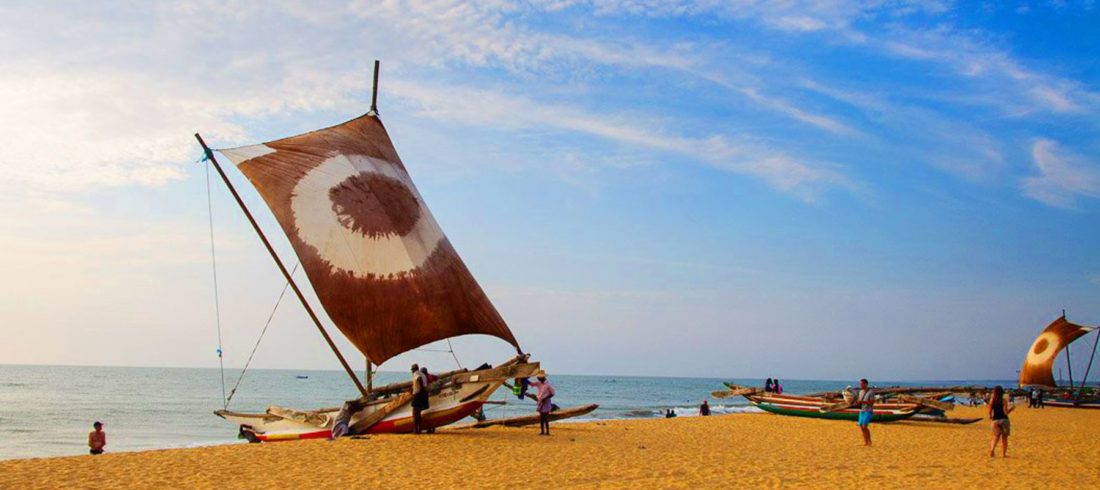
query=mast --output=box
[1066,341,1074,390]
[366,359,373,393]
[1078,329,1100,398]
[195,133,368,397]
[369,60,380,116]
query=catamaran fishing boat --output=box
[1019,313,1100,410]
[196,62,593,441]
[717,384,921,422]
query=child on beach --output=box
[88,421,106,455]
[988,385,1014,458]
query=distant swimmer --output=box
[988,385,1014,458]
[88,421,106,455]
[856,379,874,446]
[699,400,711,416]
[529,370,555,436]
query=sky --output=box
[1,1,1099,385]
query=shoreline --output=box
[4,406,1099,488]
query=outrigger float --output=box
[198,61,595,442]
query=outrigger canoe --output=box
[745,392,920,422]
[1044,399,1100,409]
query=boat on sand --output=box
[197,61,594,441]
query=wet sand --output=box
[3,405,1098,489]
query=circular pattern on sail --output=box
[1025,332,1060,367]
[290,154,445,279]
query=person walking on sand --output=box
[529,370,555,436]
[856,379,874,447]
[699,400,711,416]
[410,363,430,434]
[988,385,1014,458]
[88,421,106,455]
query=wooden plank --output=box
[349,392,412,433]
[896,394,955,411]
[712,387,759,399]
[450,404,599,429]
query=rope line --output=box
[205,160,228,408]
[224,261,301,408]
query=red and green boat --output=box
[744,392,920,422]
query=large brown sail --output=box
[218,114,520,365]
[1018,315,1095,388]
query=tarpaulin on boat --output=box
[1018,315,1095,388]
[218,114,519,365]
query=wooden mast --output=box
[195,133,368,397]
[369,60,380,116]
[1078,328,1100,399]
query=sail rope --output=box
[204,159,228,408]
[224,261,301,409]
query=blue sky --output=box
[1,1,1098,384]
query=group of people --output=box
[409,363,555,436]
[764,378,783,394]
[1026,388,1046,408]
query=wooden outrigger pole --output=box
[195,133,368,398]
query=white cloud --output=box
[389,80,855,200]
[1021,139,1100,208]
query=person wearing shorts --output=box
[988,385,1014,457]
[856,378,874,446]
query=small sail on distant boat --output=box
[1019,313,1100,409]
[196,61,595,441]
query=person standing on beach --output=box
[410,363,430,434]
[88,421,106,455]
[856,379,874,447]
[529,370,555,436]
[988,385,1014,458]
[699,400,711,416]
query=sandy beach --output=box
[3,405,1098,489]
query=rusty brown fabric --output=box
[1018,316,1094,388]
[219,114,519,364]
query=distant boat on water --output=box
[295,376,309,380]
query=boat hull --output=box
[746,393,918,422]
[218,378,503,441]
[1044,399,1100,409]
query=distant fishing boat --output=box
[1018,313,1100,409]
[196,61,593,441]
[295,376,309,380]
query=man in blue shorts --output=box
[856,378,874,446]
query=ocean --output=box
[0,364,1014,461]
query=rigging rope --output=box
[224,261,301,408]
[205,160,228,408]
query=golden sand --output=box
[3,406,1099,489]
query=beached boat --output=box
[1044,399,1100,409]
[743,392,919,422]
[1018,313,1099,409]
[197,62,593,441]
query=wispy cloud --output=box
[1021,139,1100,208]
[390,80,856,200]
